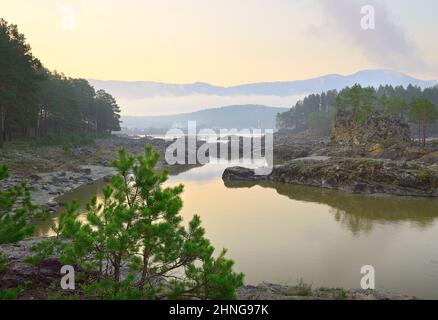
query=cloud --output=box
[314,0,433,74]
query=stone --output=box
[47,200,58,208]
[222,167,267,181]
[82,168,92,175]
[29,174,42,181]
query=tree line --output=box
[0,19,121,148]
[277,84,438,144]
[276,90,338,135]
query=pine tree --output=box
[0,165,41,245]
[47,146,243,299]
[0,18,122,145]
[0,19,42,146]
[409,98,438,148]
[334,84,376,123]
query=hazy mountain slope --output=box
[121,105,288,129]
[90,69,437,99]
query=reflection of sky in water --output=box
[168,164,225,183]
[167,158,263,183]
[37,163,438,299]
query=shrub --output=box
[0,164,43,245]
[44,145,243,300]
[0,287,23,300]
[295,278,313,296]
[0,252,6,273]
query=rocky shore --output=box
[223,156,438,197]
[0,237,417,300]
[237,283,415,300]
[0,135,213,211]
[1,165,116,211]
[0,136,176,211]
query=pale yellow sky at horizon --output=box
[1,0,438,85]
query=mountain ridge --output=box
[90,69,438,99]
[121,105,288,129]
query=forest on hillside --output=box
[277,84,438,139]
[0,19,121,148]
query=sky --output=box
[1,0,438,86]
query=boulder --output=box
[81,168,92,175]
[46,200,58,208]
[222,167,268,181]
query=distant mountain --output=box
[121,105,288,129]
[90,69,437,99]
[89,69,438,116]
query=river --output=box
[36,162,438,299]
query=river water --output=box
[37,162,438,299]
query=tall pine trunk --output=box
[423,123,427,148]
[0,106,5,148]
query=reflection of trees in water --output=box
[224,180,438,235]
[331,208,374,235]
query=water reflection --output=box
[34,163,438,298]
[224,180,438,235]
[35,163,202,236]
[38,165,438,237]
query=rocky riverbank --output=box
[1,165,116,210]
[223,156,438,197]
[0,136,177,211]
[273,129,438,163]
[237,283,415,300]
[0,237,417,300]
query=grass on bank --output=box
[0,133,114,153]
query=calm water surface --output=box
[37,163,438,299]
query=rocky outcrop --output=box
[272,128,430,164]
[222,157,438,197]
[331,110,411,147]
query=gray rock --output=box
[222,167,268,181]
[29,174,42,181]
[47,200,58,208]
[82,168,92,175]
